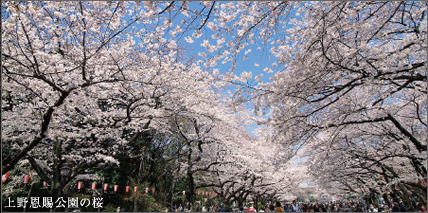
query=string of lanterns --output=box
[2,173,246,197]
[2,174,160,195]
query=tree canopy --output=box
[2,1,426,211]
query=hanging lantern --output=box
[2,173,10,184]
[152,188,155,194]
[183,190,186,195]
[77,182,83,190]
[134,186,138,192]
[92,182,97,190]
[145,187,149,194]
[126,186,130,193]
[103,183,108,191]
[43,181,48,187]
[23,175,31,184]
[114,185,118,193]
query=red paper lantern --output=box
[23,175,31,184]
[77,182,83,190]
[2,173,10,184]
[92,182,97,190]
[103,183,108,191]
[114,185,119,193]
[126,186,130,193]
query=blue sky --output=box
[161,2,294,136]
[128,1,296,136]
[149,1,288,84]
[182,33,278,135]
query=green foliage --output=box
[121,182,163,212]
[102,203,118,212]
[309,196,318,203]
[140,194,163,212]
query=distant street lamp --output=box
[61,163,70,194]
[60,163,71,177]
[59,163,71,211]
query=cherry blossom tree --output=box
[154,0,427,206]
[247,1,426,206]
[2,0,140,174]
[185,123,305,208]
[4,1,425,208]
[1,1,239,205]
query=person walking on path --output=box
[275,202,285,212]
[268,204,275,212]
[248,203,256,212]
[291,200,300,212]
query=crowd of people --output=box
[256,200,428,212]
[255,200,427,212]
[170,200,427,212]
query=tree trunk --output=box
[98,180,104,212]
[187,171,194,206]
[24,182,34,212]
[52,140,63,212]
[382,194,391,210]
[187,147,194,206]
[171,179,175,211]
[254,196,259,210]
[133,195,138,212]
[134,160,143,212]
[397,184,414,211]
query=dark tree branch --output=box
[198,2,216,30]
[159,1,176,15]
[387,113,426,152]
